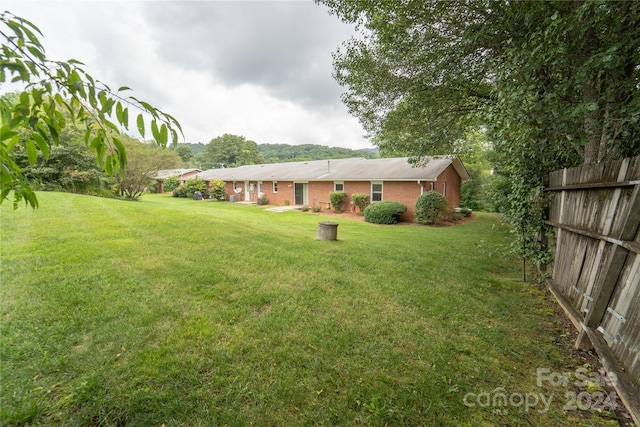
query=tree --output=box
[257,143,378,163]
[1,12,183,208]
[318,0,640,263]
[174,144,194,165]
[198,134,264,168]
[114,138,181,200]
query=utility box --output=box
[317,222,339,241]
[229,195,237,203]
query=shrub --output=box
[351,193,370,214]
[179,177,208,199]
[459,207,472,218]
[257,197,269,205]
[163,176,180,193]
[301,205,310,212]
[172,186,187,198]
[311,205,322,213]
[415,191,448,225]
[363,201,407,224]
[329,191,347,213]
[209,179,226,201]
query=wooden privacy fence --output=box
[543,156,640,423]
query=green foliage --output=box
[114,138,181,200]
[179,142,206,157]
[457,130,493,210]
[174,144,194,164]
[415,191,448,225]
[458,207,473,218]
[257,196,269,206]
[15,140,103,194]
[163,176,180,193]
[208,179,226,201]
[0,12,183,209]
[503,180,554,268]
[363,201,407,224]
[181,177,207,199]
[329,191,347,213]
[198,134,263,168]
[320,0,640,263]
[257,143,379,163]
[484,174,511,214]
[351,193,370,214]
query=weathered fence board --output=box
[544,156,640,424]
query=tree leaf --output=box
[137,114,145,138]
[25,138,38,165]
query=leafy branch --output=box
[1,11,183,208]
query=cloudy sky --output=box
[2,0,373,149]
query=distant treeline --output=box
[179,142,378,163]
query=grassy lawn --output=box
[0,193,621,426]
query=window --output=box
[334,181,344,192]
[442,182,446,196]
[233,181,238,190]
[430,182,434,191]
[371,182,383,202]
[258,182,263,194]
[272,182,278,193]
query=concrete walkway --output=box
[265,205,301,213]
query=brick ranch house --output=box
[155,168,202,193]
[191,156,469,217]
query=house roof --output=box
[197,156,469,182]
[155,168,202,180]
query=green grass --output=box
[0,193,620,426]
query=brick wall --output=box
[210,164,463,216]
[435,164,461,208]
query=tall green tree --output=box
[1,12,183,208]
[199,134,263,168]
[174,144,195,165]
[318,0,640,263]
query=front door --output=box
[294,183,307,205]
[244,181,251,201]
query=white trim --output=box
[371,181,383,202]
[334,181,344,192]
[272,181,278,193]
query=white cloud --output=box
[2,0,372,149]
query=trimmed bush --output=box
[363,201,407,224]
[163,176,180,193]
[257,197,269,205]
[329,191,347,213]
[415,191,448,224]
[352,193,370,214]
